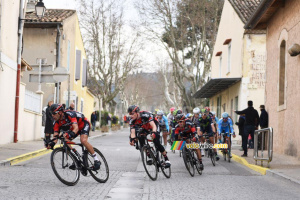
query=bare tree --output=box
[79,0,143,114]
[136,0,223,111]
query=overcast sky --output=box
[42,0,168,72]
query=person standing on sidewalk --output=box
[259,105,269,150]
[234,100,259,157]
[44,101,54,143]
[91,111,97,131]
[69,102,75,110]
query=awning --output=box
[193,78,241,98]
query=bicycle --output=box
[48,133,109,186]
[181,133,202,177]
[203,133,216,166]
[221,132,232,162]
[136,128,171,181]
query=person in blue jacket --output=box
[157,110,170,149]
[218,112,236,157]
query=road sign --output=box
[53,67,69,82]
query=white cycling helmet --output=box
[157,110,164,116]
[193,107,200,114]
[211,111,216,116]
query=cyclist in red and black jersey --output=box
[174,114,204,170]
[46,104,101,170]
[128,105,171,168]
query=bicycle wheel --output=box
[182,147,195,177]
[228,149,231,163]
[192,151,202,175]
[85,148,109,183]
[179,150,182,157]
[209,149,216,166]
[51,148,80,186]
[141,146,158,181]
[160,154,171,178]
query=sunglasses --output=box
[51,111,59,115]
[178,121,185,123]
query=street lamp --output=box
[35,0,46,18]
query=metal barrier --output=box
[254,127,273,167]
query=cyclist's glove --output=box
[47,141,55,150]
[150,131,156,139]
[129,137,136,143]
[66,131,76,140]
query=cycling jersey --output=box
[53,110,90,136]
[129,111,158,131]
[174,120,196,136]
[197,116,213,134]
[191,116,200,126]
[158,115,169,132]
[217,118,234,135]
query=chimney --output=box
[26,0,37,13]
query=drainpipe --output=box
[14,0,25,143]
[0,0,2,71]
[55,24,61,103]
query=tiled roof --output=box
[25,9,76,23]
[228,0,262,24]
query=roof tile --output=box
[228,0,262,24]
[25,9,76,23]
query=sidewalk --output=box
[231,143,300,185]
[0,129,109,166]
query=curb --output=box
[266,170,300,185]
[0,132,109,167]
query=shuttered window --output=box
[82,59,87,87]
[75,50,81,81]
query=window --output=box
[235,96,238,122]
[217,96,221,118]
[227,43,231,73]
[230,99,233,118]
[75,50,81,81]
[222,103,226,112]
[219,56,222,77]
[279,40,286,106]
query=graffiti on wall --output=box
[249,51,266,89]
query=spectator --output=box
[62,104,66,110]
[69,102,75,110]
[259,105,269,150]
[123,115,127,124]
[91,111,97,131]
[235,114,245,151]
[235,100,259,157]
[44,101,54,143]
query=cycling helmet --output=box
[205,106,210,112]
[222,112,229,118]
[193,107,200,114]
[157,110,164,116]
[176,114,185,121]
[211,111,216,116]
[50,104,64,115]
[173,109,182,116]
[186,113,192,118]
[200,108,207,114]
[170,107,176,112]
[128,105,140,114]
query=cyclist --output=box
[197,108,219,160]
[211,111,219,143]
[205,106,213,118]
[172,109,183,141]
[174,114,204,170]
[128,105,171,168]
[218,112,236,158]
[186,113,193,120]
[46,104,101,170]
[192,107,201,126]
[157,110,170,149]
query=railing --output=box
[24,90,41,113]
[254,127,273,167]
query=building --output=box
[193,0,266,125]
[22,7,94,121]
[245,0,300,157]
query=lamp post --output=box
[14,0,46,143]
[35,0,46,18]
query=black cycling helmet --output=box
[176,113,185,121]
[50,104,64,115]
[128,105,140,114]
